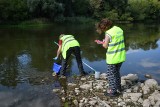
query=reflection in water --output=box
[17,53,31,67]
[126,48,140,54]
[0,23,160,107]
[139,58,160,68]
[0,23,160,86]
[0,56,18,87]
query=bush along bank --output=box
[52,73,160,107]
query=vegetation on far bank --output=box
[0,0,160,25]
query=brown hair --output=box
[96,19,113,33]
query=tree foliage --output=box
[0,0,160,23]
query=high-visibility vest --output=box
[105,26,126,64]
[60,35,80,59]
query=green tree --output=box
[0,0,28,22]
[72,0,91,16]
[26,0,64,19]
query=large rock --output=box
[143,99,151,107]
[123,93,142,102]
[122,74,138,82]
[142,85,150,94]
[154,100,160,107]
[144,79,158,89]
[148,90,160,105]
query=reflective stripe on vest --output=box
[62,38,75,52]
[105,26,126,64]
[60,35,80,59]
[107,47,125,54]
[108,40,124,47]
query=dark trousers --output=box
[60,46,84,75]
[107,62,122,93]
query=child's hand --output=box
[95,40,104,44]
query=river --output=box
[0,23,160,107]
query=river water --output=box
[0,23,160,106]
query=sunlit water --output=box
[0,23,160,106]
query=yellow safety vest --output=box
[105,26,126,64]
[60,35,80,59]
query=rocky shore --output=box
[52,73,160,107]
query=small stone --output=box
[89,100,97,105]
[138,98,143,104]
[61,97,65,102]
[73,99,79,106]
[79,103,84,107]
[52,89,60,93]
[81,77,87,81]
[145,74,152,79]
[52,72,57,76]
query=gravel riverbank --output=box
[52,73,160,107]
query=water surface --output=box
[0,23,160,106]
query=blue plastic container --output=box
[53,63,61,74]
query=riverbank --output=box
[0,17,96,26]
[52,73,160,107]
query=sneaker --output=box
[80,71,88,76]
[59,75,66,79]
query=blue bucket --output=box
[53,63,61,74]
